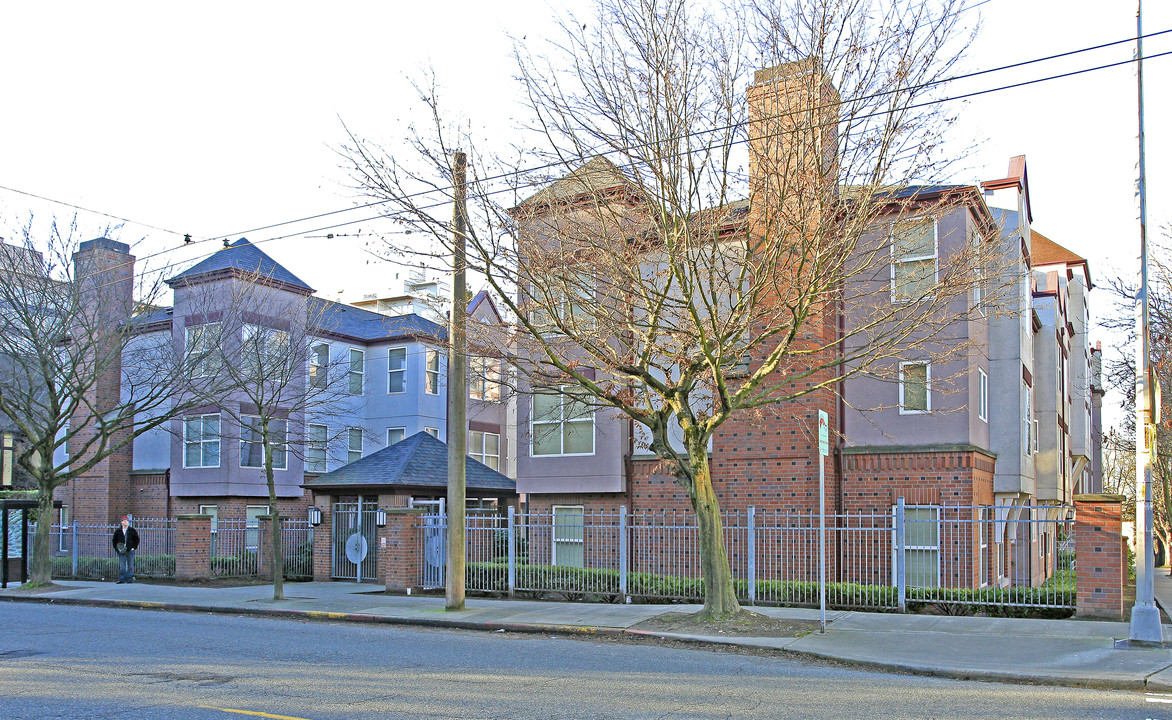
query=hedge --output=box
[51,554,175,580]
[464,561,1075,618]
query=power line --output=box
[0,184,189,238]
[76,32,1172,293]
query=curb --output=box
[0,593,1155,692]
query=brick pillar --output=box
[379,509,423,592]
[1075,494,1125,620]
[257,515,274,580]
[312,497,332,582]
[175,514,211,581]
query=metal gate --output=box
[332,498,378,581]
[412,499,446,589]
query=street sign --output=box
[818,410,829,457]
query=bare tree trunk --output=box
[686,440,740,619]
[264,427,284,601]
[30,488,55,584]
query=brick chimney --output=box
[61,238,137,524]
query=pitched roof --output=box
[167,239,314,294]
[516,157,635,209]
[1031,230,1084,266]
[302,431,516,493]
[309,297,446,342]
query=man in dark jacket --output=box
[112,516,140,584]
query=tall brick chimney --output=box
[60,238,136,524]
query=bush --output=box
[51,554,174,580]
[463,561,1075,618]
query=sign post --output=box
[818,410,829,634]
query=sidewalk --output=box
[4,579,1172,691]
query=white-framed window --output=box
[899,362,930,414]
[469,356,502,402]
[530,281,596,333]
[200,504,220,556]
[532,388,594,456]
[552,505,585,568]
[895,505,939,588]
[1023,383,1033,456]
[245,505,267,550]
[469,430,501,471]
[972,231,985,313]
[424,426,439,438]
[386,427,405,447]
[890,219,937,302]
[425,349,441,395]
[185,323,222,377]
[309,342,329,389]
[978,507,992,588]
[977,368,989,422]
[347,428,363,463]
[58,506,70,552]
[348,348,364,395]
[241,416,287,470]
[387,347,406,394]
[183,414,221,468]
[242,323,289,377]
[306,423,328,473]
[1033,419,1040,455]
[1,431,15,487]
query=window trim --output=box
[346,427,363,464]
[425,348,441,395]
[889,218,939,303]
[530,388,596,457]
[386,427,406,447]
[898,362,931,415]
[893,504,940,589]
[240,415,288,471]
[977,368,989,422]
[387,346,407,395]
[309,342,330,389]
[183,413,221,469]
[424,426,440,439]
[469,430,501,471]
[185,322,222,378]
[469,356,502,402]
[552,505,585,568]
[348,347,365,395]
[306,423,328,474]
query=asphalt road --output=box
[0,603,1166,719]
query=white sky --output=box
[1,0,1169,415]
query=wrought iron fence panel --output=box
[50,519,175,580]
[280,519,314,580]
[212,520,257,577]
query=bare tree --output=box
[180,270,362,600]
[0,216,202,584]
[341,0,999,618]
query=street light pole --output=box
[1128,0,1162,646]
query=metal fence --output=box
[432,503,1075,612]
[211,520,258,577]
[281,519,314,580]
[51,519,175,580]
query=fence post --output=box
[507,505,516,598]
[896,497,907,613]
[71,522,78,577]
[619,505,629,601]
[747,506,756,606]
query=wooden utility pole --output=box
[446,150,468,611]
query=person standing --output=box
[112,516,139,584]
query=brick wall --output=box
[378,509,424,592]
[1074,493,1125,620]
[174,514,211,581]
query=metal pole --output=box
[71,522,78,577]
[619,505,629,601]
[819,455,826,633]
[446,150,468,611]
[507,505,516,597]
[747,506,756,606]
[1129,0,1162,646]
[896,497,907,613]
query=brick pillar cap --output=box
[175,513,213,520]
[1074,494,1125,504]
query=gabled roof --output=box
[167,239,314,294]
[309,297,446,343]
[467,289,502,323]
[516,157,637,209]
[302,431,516,493]
[1031,229,1092,289]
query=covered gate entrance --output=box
[332,496,378,581]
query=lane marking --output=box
[1145,696,1172,704]
[199,706,315,720]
